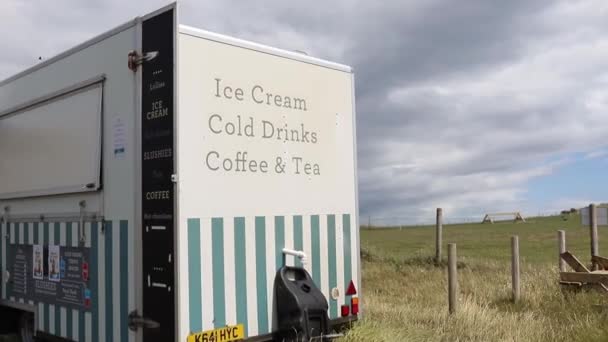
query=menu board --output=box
[141,7,176,342]
[10,246,28,295]
[7,243,91,310]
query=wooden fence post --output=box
[448,243,457,314]
[558,230,566,272]
[590,204,599,270]
[436,208,443,262]
[511,236,520,302]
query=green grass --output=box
[341,214,608,342]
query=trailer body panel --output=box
[176,29,359,340]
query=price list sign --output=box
[141,7,176,342]
[6,243,91,310]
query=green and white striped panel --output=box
[186,214,358,338]
[0,220,132,342]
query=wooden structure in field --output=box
[482,212,525,224]
[559,252,608,292]
[557,204,608,293]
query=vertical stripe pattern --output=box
[90,222,99,342]
[234,218,248,335]
[10,222,15,244]
[54,224,61,337]
[224,218,237,325]
[274,217,285,270]
[105,221,113,341]
[311,215,321,287]
[254,217,268,334]
[185,213,358,338]
[119,220,129,342]
[244,216,258,336]
[343,214,353,302]
[327,215,338,318]
[42,224,51,334]
[293,216,303,268]
[187,219,202,332]
[212,218,226,328]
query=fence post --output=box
[558,230,566,272]
[511,236,520,302]
[590,204,599,270]
[436,208,443,262]
[448,243,457,314]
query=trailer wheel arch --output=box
[0,305,23,334]
[18,310,35,342]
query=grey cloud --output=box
[2,0,607,221]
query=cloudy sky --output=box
[2,0,608,223]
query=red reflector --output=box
[82,262,89,281]
[346,280,357,296]
[351,297,359,315]
[341,304,350,317]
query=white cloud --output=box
[584,149,608,160]
[1,0,606,223]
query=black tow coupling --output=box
[274,266,332,341]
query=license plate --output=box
[187,324,245,342]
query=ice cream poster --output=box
[33,245,43,280]
[48,245,61,282]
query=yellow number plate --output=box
[187,324,245,342]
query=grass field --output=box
[341,214,608,342]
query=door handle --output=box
[128,310,160,331]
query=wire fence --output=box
[362,211,565,229]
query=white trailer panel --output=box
[176,27,359,340]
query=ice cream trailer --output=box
[0,3,360,341]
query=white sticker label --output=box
[48,245,61,282]
[112,116,126,158]
[33,245,44,280]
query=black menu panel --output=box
[141,7,175,342]
[7,243,92,310]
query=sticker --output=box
[60,258,66,279]
[84,288,91,307]
[33,245,44,280]
[82,261,89,281]
[48,245,61,282]
[112,116,126,158]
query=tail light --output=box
[341,304,350,317]
[351,296,359,315]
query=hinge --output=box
[128,50,159,72]
[128,311,160,331]
[3,206,9,236]
[79,201,87,245]
[1,206,8,224]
